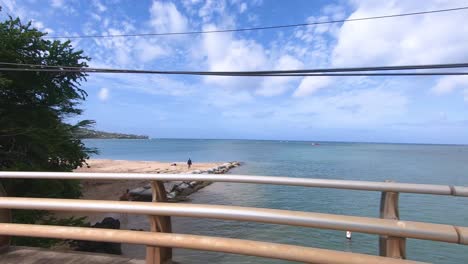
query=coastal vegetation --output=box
[76,128,148,139]
[0,14,92,246]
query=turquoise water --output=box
[84,139,468,263]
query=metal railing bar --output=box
[1,172,467,196]
[0,223,425,264]
[455,226,468,245]
[0,197,466,245]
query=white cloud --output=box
[196,7,336,98]
[102,28,133,65]
[431,76,468,95]
[283,88,408,127]
[135,40,168,63]
[31,20,44,29]
[93,0,107,12]
[182,0,202,7]
[239,2,247,13]
[98,87,110,101]
[1,0,17,11]
[181,0,203,16]
[208,39,266,71]
[332,0,468,66]
[322,4,346,20]
[49,0,75,13]
[90,74,196,97]
[200,24,268,89]
[256,55,303,96]
[149,1,188,33]
[293,76,332,97]
[90,13,101,21]
[431,76,468,102]
[30,20,54,34]
[50,0,63,8]
[43,27,54,34]
[199,0,227,23]
[208,89,253,107]
[183,0,202,5]
[211,87,408,129]
[79,2,181,69]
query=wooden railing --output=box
[0,171,467,264]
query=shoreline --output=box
[76,159,223,174]
[128,161,241,202]
[61,159,240,223]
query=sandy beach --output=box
[54,159,225,222]
[74,159,223,201]
[76,159,221,174]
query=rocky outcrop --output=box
[129,161,241,202]
[70,217,122,255]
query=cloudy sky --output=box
[2,0,468,144]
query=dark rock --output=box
[189,181,198,187]
[167,191,177,199]
[165,181,183,193]
[70,217,122,255]
[128,161,242,202]
[177,183,190,190]
[178,186,194,196]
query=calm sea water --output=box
[84,139,468,264]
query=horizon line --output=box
[84,137,468,146]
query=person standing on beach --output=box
[187,158,192,169]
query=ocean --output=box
[83,139,468,263]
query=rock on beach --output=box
[129,161,241,201]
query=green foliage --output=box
[0,16,94,171]
[11,215,90,248]
[76,128,149,139]
[0,15,96,247]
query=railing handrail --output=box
[1,171,467,263]
[0,223,423,264]
[1,171,467,196]
[0,197,465,245]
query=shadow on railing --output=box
[0,171,467,264]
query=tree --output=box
[0,14,95,244]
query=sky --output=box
[1,0,468,144]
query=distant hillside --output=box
[76,128,149,139]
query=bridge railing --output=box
[0,171,467,264]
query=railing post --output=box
[0,183,11,253]
[146,180,172,264]
[379,180,406,259]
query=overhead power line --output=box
[1,61,468,76]
[1,67,468,76]
[41,6,468,39]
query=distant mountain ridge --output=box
[76,128,148,139]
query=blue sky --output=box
[2,0,468,144]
